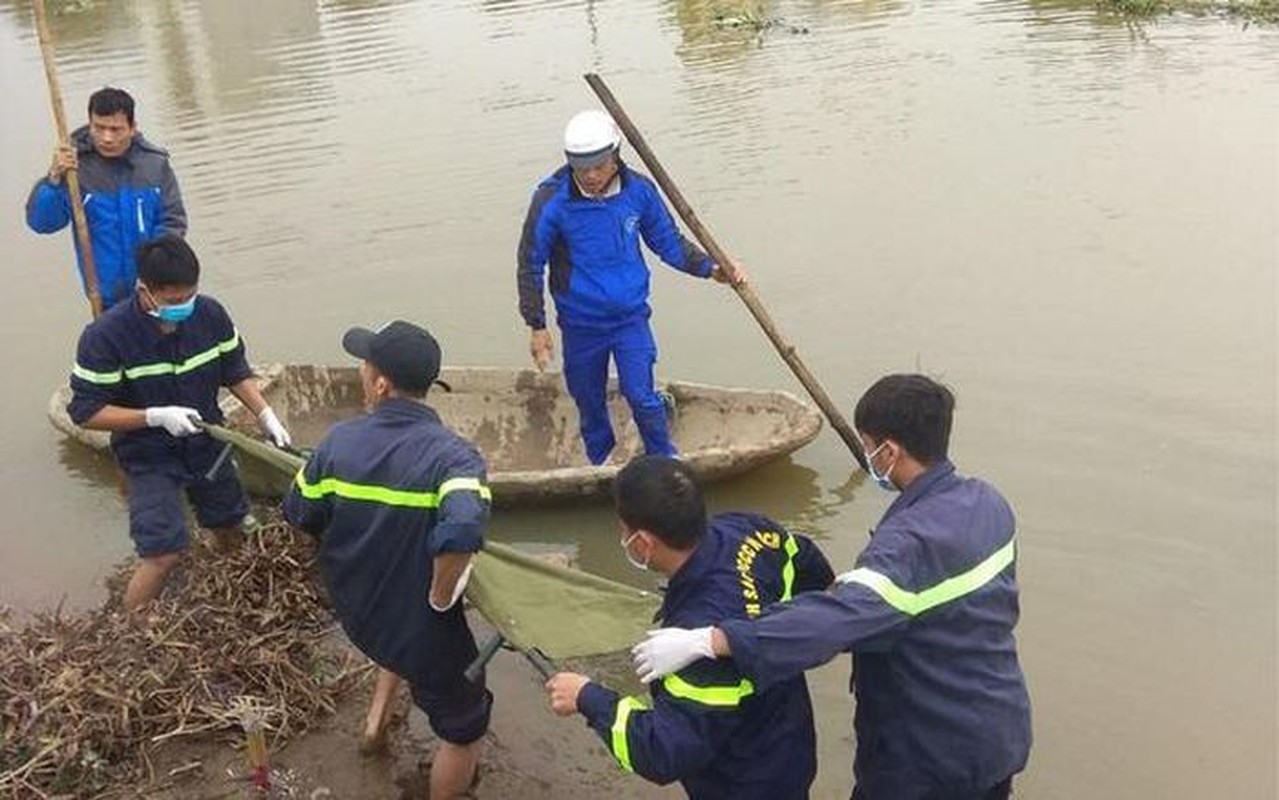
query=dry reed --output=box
[0,510,369,798]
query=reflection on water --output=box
[55,436,121,490]
[488,455,846,589]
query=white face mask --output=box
[621,531,650,572]
[865,441,899,492]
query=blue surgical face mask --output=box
[865,440,899,492]
[154,296,197,323]
[142,285,197,323]
[621,531,650,572]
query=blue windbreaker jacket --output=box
[721,462,1032,800]
[26,127,187,308]
[576,512,834,800]
[66,295,251,470]
[283,400,491,685]
[517,163,713,330]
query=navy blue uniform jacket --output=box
[722,462,1033,800]
[66,295,251,470]
[283,399,491,685]
[576,512,834,800]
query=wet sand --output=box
[146,616,677,800]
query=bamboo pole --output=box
[583,73,868,470]
[33,0,102,318]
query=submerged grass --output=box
[0,510,369,799]
[1098,0,1279,23]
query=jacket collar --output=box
[880,459,957,523]
[372,396,441,424]
[657,527,716,620]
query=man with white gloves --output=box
[632,375,1032,800]
[284,320,492,800]
[67,234,289,611]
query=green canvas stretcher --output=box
[203,424,660,662]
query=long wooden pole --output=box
[584,73,868,471]
[33,0,102,318]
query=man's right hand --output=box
[529,328,554,372]
[47,145,77,185]
[144,406,203,437]
[632,626,718,684]
[545,672,591,717]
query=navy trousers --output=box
[560,316,675,464]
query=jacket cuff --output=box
[576,681,620,725]
[429,521,485,555]
[719,619,762,682]
[699,258,715,279]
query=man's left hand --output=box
[711,260,746,286]
[545,672,591,716]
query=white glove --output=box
[632,626,716,684]
[429,562,473,613]
[144,406,202,437]
[257,406,292,449]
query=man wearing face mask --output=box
[544,456,833,799]
[66,235,289,611]
[283,321,491,800]
[631,375,1032,800]
[517,110,741,465]
[26,86,187,309]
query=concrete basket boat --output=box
[48,364,823,506]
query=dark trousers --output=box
[853,777,1013,800]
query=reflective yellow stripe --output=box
[294,470,491,507]
[438,477,493,502]
[780,533,800,601]
[661,672,755,707]
[836,538,1016,616]
[119,331,241,380]
[610,696,647,772]
[72,363,123,385]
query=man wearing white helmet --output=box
[517,110,734,465]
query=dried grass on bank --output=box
[0,511,369,799]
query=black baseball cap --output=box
[341,320,441,393]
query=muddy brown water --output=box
[0,1,1274,798]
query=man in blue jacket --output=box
[517,110,736,465]
[632,375,1032,800]
[27,86,186,309]
[545,456,833,799]
[67,235,289,611]
[283,320,492,800]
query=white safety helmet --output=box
[564,109,621,169]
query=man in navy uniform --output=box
[67,234,289,611]
[283,321,491,800]
[545,456,833,799]
[633,375,1032,800]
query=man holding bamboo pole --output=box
[517,109,740,466]
[26,87,187,310]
